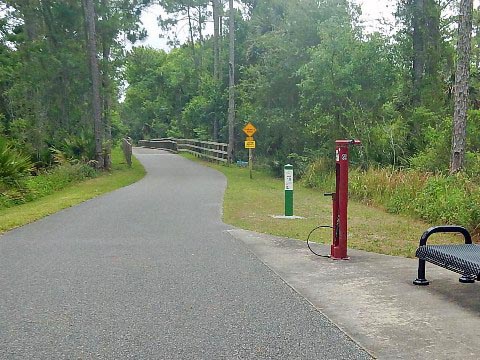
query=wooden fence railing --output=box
[138,138,228,163]
[122,137,133,167]
[139,138,178,153]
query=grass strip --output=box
[0,148,145,235]
[183,154,462,258]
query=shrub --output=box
[0,163,98,209]
[409,116,451,172]
[24,163,97,200]
[267,152,313,179]
[0,137,33,184]
[61,132,95,163]
[413,174,480,231]
[302,157,334,189]
[349,167,430,214]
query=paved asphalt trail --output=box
[0,148,371,359]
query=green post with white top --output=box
[284,164,294,216]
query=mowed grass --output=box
[183,154,462,258]
[0,148,146,235]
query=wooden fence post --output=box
[122,137,132,167]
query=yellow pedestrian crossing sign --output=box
[242,122,257,137]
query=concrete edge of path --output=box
[227,228,480,360]
[224,229,376,359]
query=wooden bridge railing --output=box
[122,137,133,167]
[139,138,178,153]
[139,138,228,163]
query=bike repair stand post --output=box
[329,139,361,260]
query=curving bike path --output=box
[0,148,371,359]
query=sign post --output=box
[243,122,257,179]
[248,148,253,179]
[284,164,293,216]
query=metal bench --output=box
[413,225,480,285]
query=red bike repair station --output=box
[305,139,361,259]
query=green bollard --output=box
[284,164,293,216]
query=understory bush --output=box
[302,157,335,188]
[0,163,98,209]
[0,137,33,184]
[269,152,311,178]
[414,175,480,231]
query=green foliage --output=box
[349,168,430,215]
[0,161,98,209]
[268,152,310,178]
[60,132,95,163]
[302,157,335,189]
[395,0,449,109]
[118,0,475,177]
[414,174,480,229]
[409,110,480,174]
[121,47,175,140]
[0,0,151,170]
[299,28,399,163]
[0,136,32,184]
[409,116,451,172]
[181,93,211,138]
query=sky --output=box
[357,0,396,32]
[136,0,397,51]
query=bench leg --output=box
[459,274,476,283]
[413,259,430,286]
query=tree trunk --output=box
[408,0,441,107]
[227,0,235,163]
[412,0,425,106]
[450,0,473,174]
[219,1,224,96]
[213,0,220,81]
[212,0,220,141]
[21,0,40,42]
[102,37,112,170]
[197,5,204,44]
[187,5,195,47]
[83,0,104,169]
[101,0,112,170]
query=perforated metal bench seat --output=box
[413,225,478,286]
[416,244,480,277]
